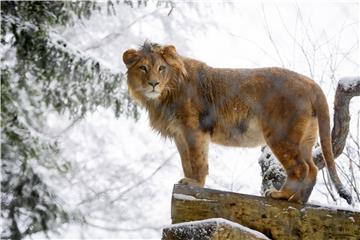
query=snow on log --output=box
[170,184,360,240]
[162,218,270,240]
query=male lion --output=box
[122,42,352,204]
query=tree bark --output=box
[171,184,360,240]
[316,77,360,167]
[259,77,360,193]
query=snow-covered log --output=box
[259,77,360,194]
[162,218,270,240]
[170,184,360,240]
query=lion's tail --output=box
[315,87,352,204]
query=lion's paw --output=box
[265,188,297,201]
[264,188,279,198]
[178,178,202,187]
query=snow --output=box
[173,193,198,201]
[304,202,360,213]
[165,218,270,239]
[49,31,121,75]
[312,146,322,157]
[339,76,360,91]
[173,193,215,202]
[27,1,359,239]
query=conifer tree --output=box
[1,1,137,238]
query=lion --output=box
[122,42,352,204]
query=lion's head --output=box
[123,42,186,103]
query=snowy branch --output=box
[313,76,360,168]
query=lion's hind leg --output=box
[264,115,318,203]
[265,141,310,202]
[288,160,317,203]
[290,126,318,203]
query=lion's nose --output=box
[148,80,159,88]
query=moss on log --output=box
[171,184,360,240]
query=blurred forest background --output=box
[1,0,359,239]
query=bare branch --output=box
[83,8,162,52]
[110,152,175,203]
[261,3,285,67]
[321,168,337,202]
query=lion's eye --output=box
[139,65,148,72]
[159,65,166,72]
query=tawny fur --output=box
[123,42,352,204]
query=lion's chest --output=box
[211,117,265,147]
[148,108,181,138]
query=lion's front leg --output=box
[175,135,193,179]
[175,130,210,187]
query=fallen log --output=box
[162,218,270,240]
[171,184,360,240]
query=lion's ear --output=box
[162,45,177,56]
[123,49,139,68]
[161,45,187,77]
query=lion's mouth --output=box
[145,90,161,99]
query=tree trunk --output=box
[171,184,360,240]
